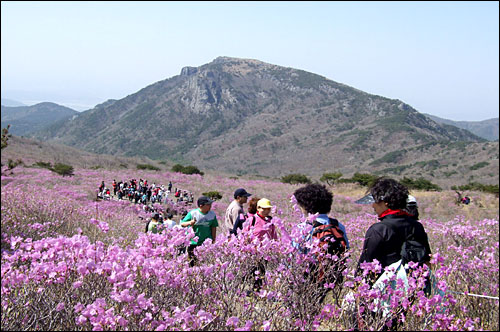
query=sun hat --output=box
[354,194,375,204]
[257,198,273,209]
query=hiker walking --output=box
[180,196,219,266]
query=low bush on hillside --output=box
[320,172,343,186]
[171,164,204,175]
[7,158,23,170]
[339,172,378,187]
[183,165,204,175]
[469,161,489,170]
[400,177,442,191]
[1,124,11,150]
[452,182,499,195]
[137,163,160,171]
[33,161,53,169]
[201,191,223,201]
[51,163,74,177]
[29,161,74,177]
[281,173,311,184]
[369,150,407,166]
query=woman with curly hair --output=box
[358,177,431,273]
[293,184,350,304]
[293,183,350,249]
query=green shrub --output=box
[137,164,160,171]
[281,173,311,185]
[400,177,441,191]
[469,161,489,170]
[453,182,499,195]
[1,125,11,150]
[182,165,204,175]
[51,163,74,177]
[171,164,186,173]
[33,161,52,169]
[350,173,378,187]
[370,150,407,166]
[320,172,343,186]
[8,159,23,170]
[171,164,204,175]
[202,191,223,201]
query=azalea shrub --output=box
[1,166,499,331]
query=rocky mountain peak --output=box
[29,57,496,188]
[180,66,198,76]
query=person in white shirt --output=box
[224,188,252,235]
[164,212,177,229]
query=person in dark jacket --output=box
[358,178,431,277]
[356,177,432,331]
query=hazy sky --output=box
[1,1,498,121]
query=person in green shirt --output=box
[180,196,218,266]
[146,213,163,234]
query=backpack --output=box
[311,218,347,257]
[400,229,430,266]
[307,218,347,284]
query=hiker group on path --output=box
[98,178,194,207]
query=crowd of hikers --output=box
[97,178,194,206]
[97,176,441,329]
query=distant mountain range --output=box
[10,56,498,187]
[423,114,498,141]
[1,98,26,107]
[1,102,78,136]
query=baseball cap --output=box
[197,196,214,207]
[407,195,417,206]
[354,194,375,204]
[234,188,252,198]
[257,198,273,209]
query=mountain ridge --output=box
[30,56,497,186]
[1,102,78,136]
[422,113,498,141]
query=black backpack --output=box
[399,227,432,295]
[400,237,429,265]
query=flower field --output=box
[1,166,498,331]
